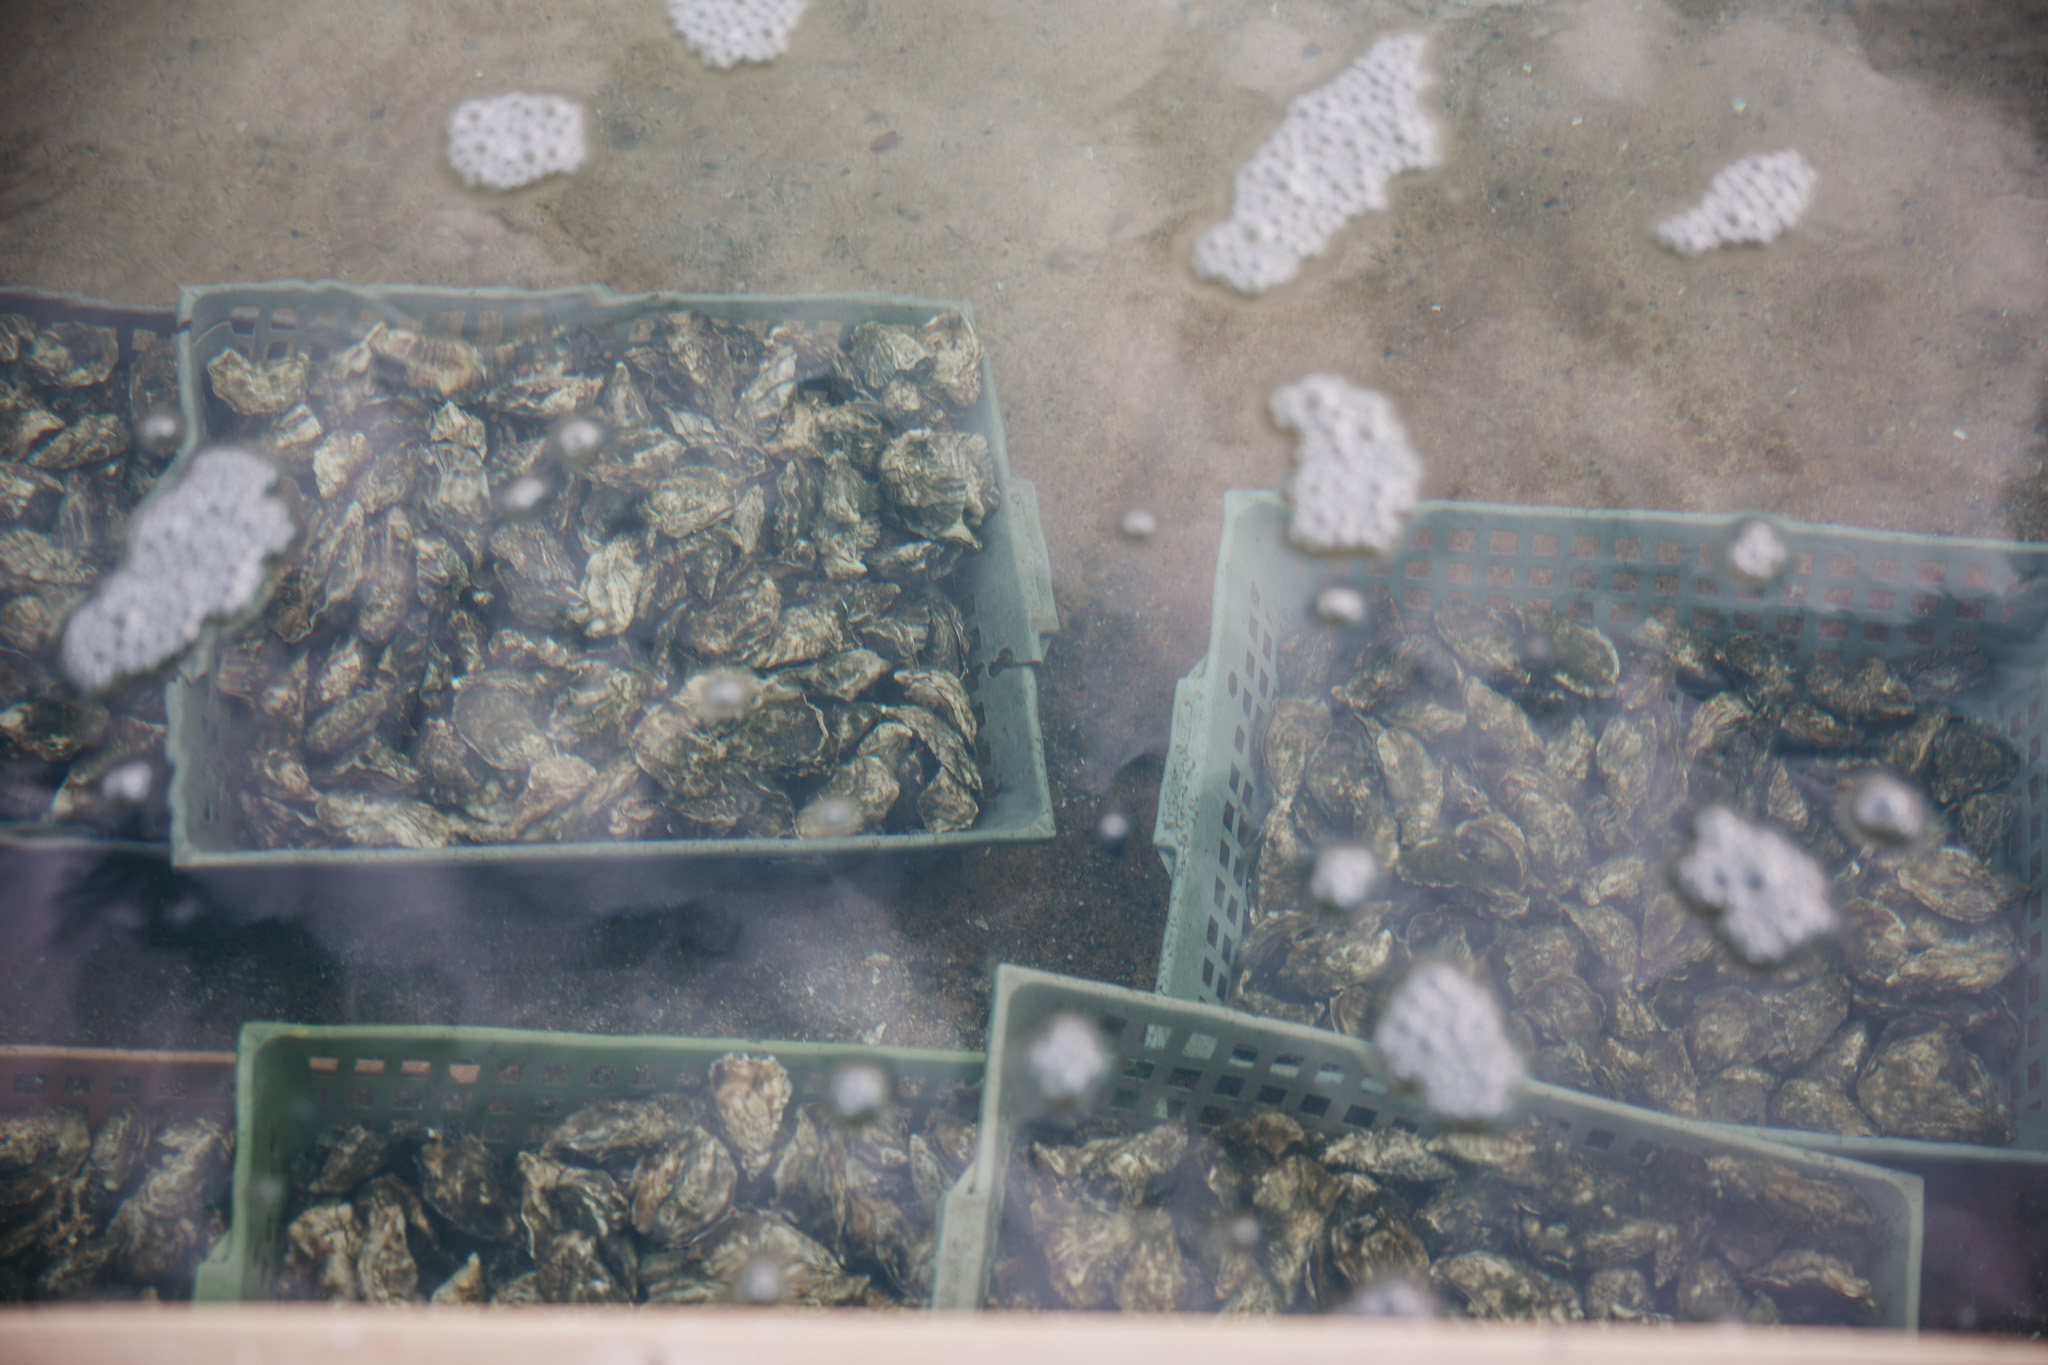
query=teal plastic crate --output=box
[192,1021,983,1303]
[0,288,181,849]
[165,283,1058,867]
[1153,492,2048,1158]
[929,965,1923,1326]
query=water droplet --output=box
[1722,517,1789,588]
[1309,843,1378,913]
[547,415,608,467]
[1119,508,1158,540]
[134,411,184,457]
[1025,1012,1106,1112]
[799,795,862,839]
[1228,1213,1263,1249]
[682,667,759,724]
[1340,1276,1437,1317]
[495,473,552,516]
[826,1060,891,1127]
[1375,961,1523,1122]
[731,1255,784,1305]
[1839,771,1927,847]
[1097,809,1132,847]
[99,760,152,805]
[1314,584,1368,626]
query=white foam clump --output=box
[1274,375,1422,555]
[1655,150,1816,257]
[1374,962,1523,1123]
[668,0,807,69]
[1724,517,1789,586]
[447,94,587,191]
[61,447,295,693]
[1310,842,1379,912]
[1025,1013,1106,1109]
[1193,34,1442,294]
[1673,805,1837,963]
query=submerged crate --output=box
[1152,492,2048,1158]
[0,289,182,849]
[0,1045,237,1300]
[192,1021,984,1303]
[166,282,1058,867]
[929,965,1923,1326]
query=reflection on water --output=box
[1,0,2047,1333]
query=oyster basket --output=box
[1151,491,2048,1162]
[165,282,1059,867]
[928,965,1923,1326]
[0,1044,235,1131]
[191,1020,984,1303]
[0,288,181,851]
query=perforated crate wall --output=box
[167,282,1057,867]
[1153,493,2048,1148]
[0,1046,234,1130]
[930,965,1923,1325]
[195,1022,983,1302]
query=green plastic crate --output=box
[1152,491,2048,1160]
[165,282,1059,867]
[929,965,1923,1327]
[191,1020,984,1303]
[0,288,180,851]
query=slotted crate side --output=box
[0,1045,234,1132]
[167,282,1056,867]
[193,1021,984,1303]
[930,966,1922,1326]
[0,290,181,850]
[1153,492,2048,1151]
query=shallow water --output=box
[1,0,2046,1332]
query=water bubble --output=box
[546,415,607,467]
[826,1060,891,1127]
[1227,1213,1263,1249]
[1024,1012,1106,1113]
[1340,1276,1438,1318]
[1723,517,1790,588]
[1839,771,1927,847]
[798,795,861,839]
[1672,804,1837,964]
[680,667,759,724]
[1314,584,1368,626]
[495,473,552,516]
[1119,508,1158,540]
[731,1255,784,1306]
[98,760,153,806]
[1309,843,1378,913]
[1374,961,1523,1123]
[134,411,184,457]
[1097,809,1132,848]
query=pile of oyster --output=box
[1239,598,2024,1145]
[0,311,181,838]
[277,1055,977,1305]
[991,1107,1885,1324]
[0,1107,233,1300]
[200,306,999,849]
